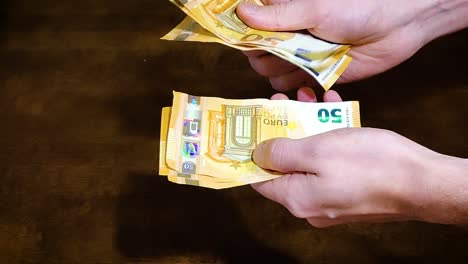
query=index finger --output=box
[242,50,269,57]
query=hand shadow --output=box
[115,172,299,263]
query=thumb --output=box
[237,0,317,31]
[253,137,315,173]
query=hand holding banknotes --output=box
[252,87,468,227]
[237,0,468,90]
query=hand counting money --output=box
[159,91,361,189]
[162,0,352,90]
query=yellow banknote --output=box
[173,0,347,55]
[161,15,256,50]
[160,107,251,189]
[164,0,352,90]
[164,91,361,185]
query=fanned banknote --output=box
[162,16,350,87]
[158,91,361,189]
[162,0,352,90]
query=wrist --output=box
[410,153,468,224]
[415,0,468,45]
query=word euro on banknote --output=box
[159,91,361,189]
[162,0,352,90]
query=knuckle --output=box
[271,4,288,30]
[306,218,331,228]
[327,127,352,137]
[286,201,310,219]
[248,57,270,76]
[242,50,254,57]
[313,5,331,26]
[243,50,268,57]
[269,76,291,92]
[281,174,328,220]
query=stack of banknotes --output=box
[159,91,361,189]
[162,0,352,90]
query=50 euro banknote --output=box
[158,91,361,189]
[162,0,352,90]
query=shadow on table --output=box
[115,172,298,263]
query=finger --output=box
[297,87,317,102]
[252,172,320,218]
[237,0,319,31]
[248,55,298,77]
[269,68,317,92]
[251,174,296,211]
[271,93,289,100]
[323,90,343,102]
[253,137,316,173]
[242,50,269,57]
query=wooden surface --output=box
[0,1,467,263]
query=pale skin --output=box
[237,0,468,90]
[253,88,468,227]
[233,0,468,226]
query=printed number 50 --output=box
[318,109,342,123]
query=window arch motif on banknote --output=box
[206,105,262,163]
[233,109,253,146]
[223,105,262,162]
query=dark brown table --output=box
[1,1,467,263]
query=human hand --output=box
[237,0,468,91]
[252,87,468,227]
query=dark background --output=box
[0,0,467,263]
